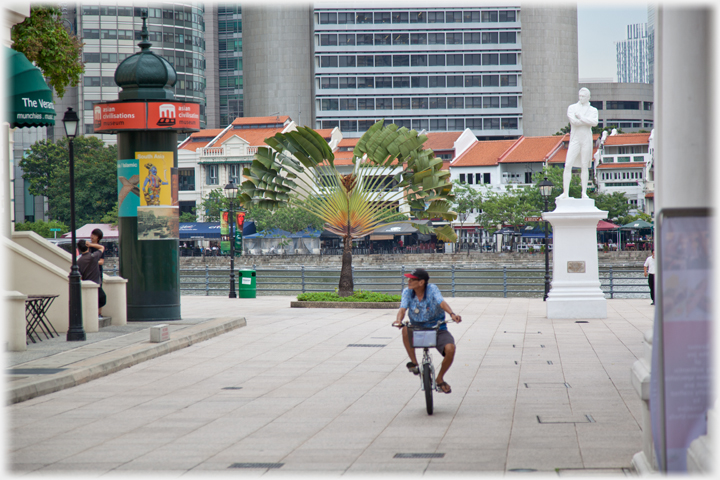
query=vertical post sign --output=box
[220,211,245,256]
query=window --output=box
[447,54,463,66]
[430,97,446,109]
[410,11,426,23]
[499,10,516,22]
[499,53,516,65]
[320,34,337,46]
[502,118,518,129]
[464,11,480,23]
[459,174,466,183]
[374,12,391,24]
[376,98,393,110]
[392,11,409,23]
[356,12,373,24]
[339,77,356,88]
[412,119,429,130]
[412,97,428,109]
[483,96,499,108]
[466,97,482,108]
[322,120,339,128]
[118,30,133,40]
[82,6,99,15]
[340,98,357,110]
[428,12,444,23]
[411,55,428,66]
[339,34,355,46]
[375,33,392,45]
[338,12,355,24]
[357,34,374,45]
[374,55,391,67]
[484,118,500,129]
[499,32,516,43]
[393,55,410,67]
[447,76,464,87]
[467,173,474,184]
[339,56,356,67]
[84,53,101,63]
[428,33,445,45]
[501,96,518,108]
[482,54,499,65]
[482,11,498,22]
[500,74,517,86]
[447,33,463,44]
[464,32,481,44]
[429,76,446,88]
[341,120,358,132]
[465,76,482,88]
[446,11,462,23]
[359,120,377,130]
[465,54,481,65]
[430,119,447,130]
[83,29,100,39]
[206,165,218,185]
[358,55,374,67]
[429,55,445,66]
[376,77,392,88]
[394,33,409,45]
[84,76,101,87]
[101,77,115,87]
[394,98,410,109]
[411,76,428,88]
[466,118,482,129]
[606,101,640,110]
[357,98,374,110]
[358,77,374,88]
[644,101,653,111]
[590,101,603,110]
[482,32,499,44]
[411,33,427,45]
[475,173,483,184]
[321,56,338,68]
[484,173,491,183]
[448,118,465,130]
[617,156,631,162]
[321,77,338,89]
[228,165,240,184]
[320,12,337,24]
[393,76,410,88]
[447,97,464,109]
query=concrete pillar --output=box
[3,290,27,351]
[102,275,128,326]
[81,280,99,333]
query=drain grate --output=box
[347,344,386,348]
[7,368,68,375]
[222,387,243,390]
[228,463,284,469]
[394,453,445,459]
[575,321,589,324]
[537,414,595,424]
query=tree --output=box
[592,191,631,223]
[179,211,197,223]
[14,219,68,238]
[240,121,457,297]
[20,136,118,225]
[196,189,230,222]
[11,6,84,98]
[100,203,119,226]
[452,180,483,250]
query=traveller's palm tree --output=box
[240,120,457,296]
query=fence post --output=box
[609,266,614,299]
[205,264,210,296]
[401,265,405,293]
[451,264,456,297]
[503,266,508,298]
[301,265,306,294]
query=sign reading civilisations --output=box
[93,101,200,133]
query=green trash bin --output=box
[238,269,256,298]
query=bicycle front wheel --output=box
[423,363,434,415]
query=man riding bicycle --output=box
[393,268,462,394]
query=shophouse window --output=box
[206,165,218,185]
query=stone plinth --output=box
[544,198,607,319]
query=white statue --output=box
[558,88,599,199]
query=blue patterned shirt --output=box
[400,283,447,330]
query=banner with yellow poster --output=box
[136,152,173,206]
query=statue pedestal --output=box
[543,198,607,319]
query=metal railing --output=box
[109,265,652,299]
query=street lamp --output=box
[63,107,85,341]
[538,176,554,301]
[225,182,238,298]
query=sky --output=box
[577,3,649,82]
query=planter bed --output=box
[290,301,400,309]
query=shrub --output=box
[297,290,401,303]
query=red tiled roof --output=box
[424,131,463,151]
[231,116,290,126]
[603,132,651,146]
[450,139,517,167]
[547,134,601,164]
[331,151,356,166]
[213,127,286,149]
[338,137,359,148]
[314,128,335,141]
[499,136,563,164]
[645,192,654,198]
[597,162,646,169]
[178,129,224,151]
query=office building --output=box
[580,82,654,132]
[616,23,649,83]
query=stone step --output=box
[99,316,112,328]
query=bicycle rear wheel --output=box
[423,363,434,415]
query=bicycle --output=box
[399,319,452,415]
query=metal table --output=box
[25,294,60,344]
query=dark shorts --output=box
[436,330,455,356]
[98,287,107,309]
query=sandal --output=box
[437,381,452,394]
[406,362,420,375]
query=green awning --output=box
[5,47,55,128]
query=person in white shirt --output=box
[644,252,656,305]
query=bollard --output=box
[301,265,306,294]
[503,266,508,298]
[401,265,405,293]
[150,324,169,343]
[609,266,614,299]
[451,264,456,297]
[205,264,209,296]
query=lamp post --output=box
[538,176,554,301]
[225,182,238,298]
[63,107,85,341]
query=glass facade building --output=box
[313,6,522,138]
[616,23,649,84]
[216,4,243,126]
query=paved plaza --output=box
[6,295,653,475]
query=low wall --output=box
[104,250,648,271]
